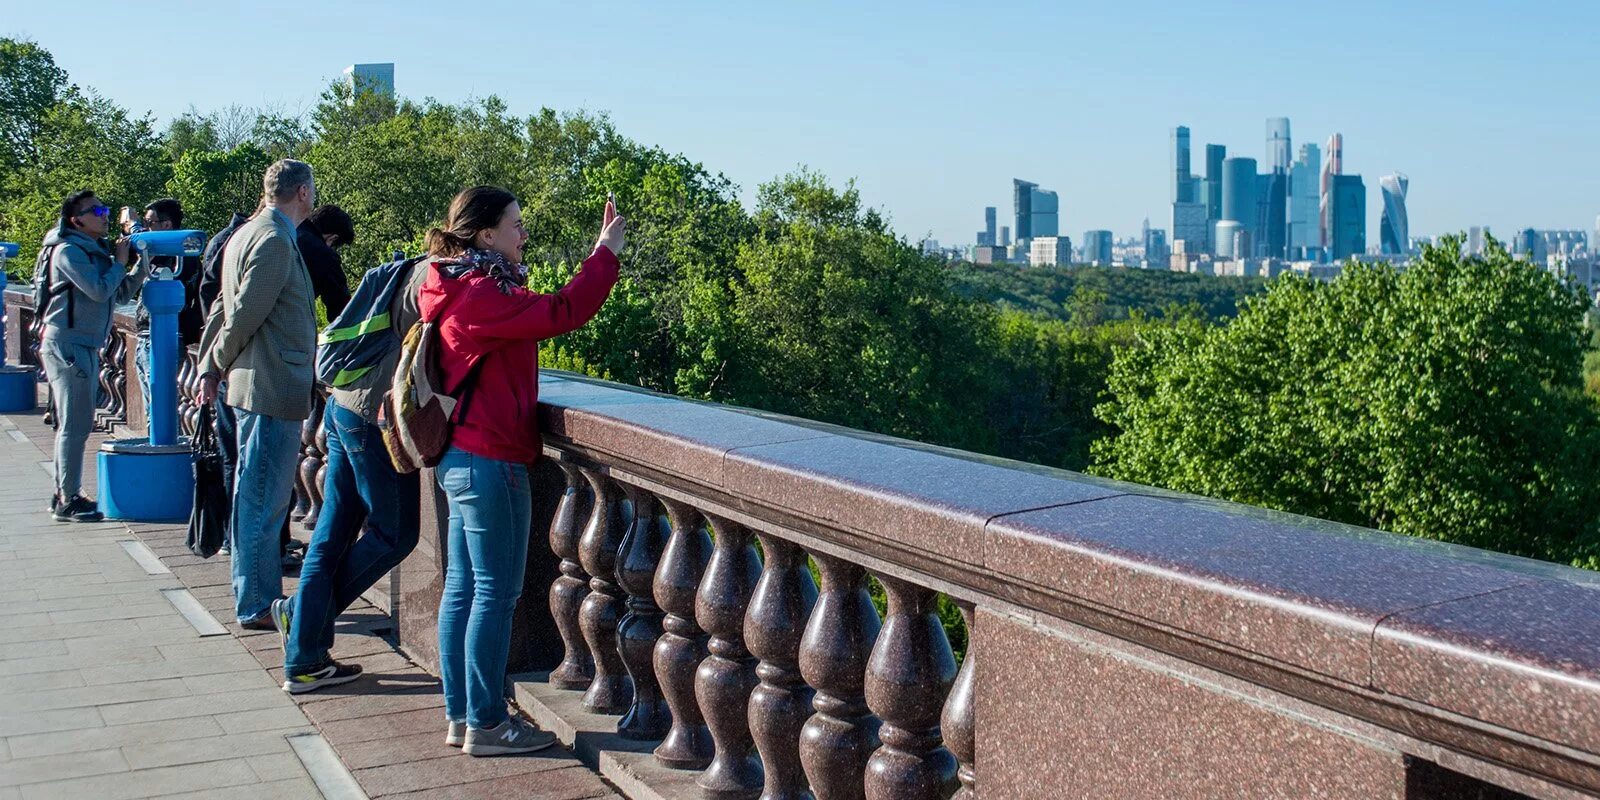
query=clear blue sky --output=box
[8,0,1598,247]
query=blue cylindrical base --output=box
[97,439,193,522]
[0,366,36,412]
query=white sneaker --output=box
[462,714,556,757]
[445,720,466,747]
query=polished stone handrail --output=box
[531,370,1600,800]
[9,284,1600,798]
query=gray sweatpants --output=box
[40,337,100,498]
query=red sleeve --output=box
[451,246,620,344]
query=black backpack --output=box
[31,243,71,327]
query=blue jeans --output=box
[286,401,420,674]
[436,446,532,729]
[134,328,152,431]
[231,408,301,623]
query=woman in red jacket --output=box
[419,186,625,756]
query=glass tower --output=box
[1266,118,1292,173]
[1379,174,1409,256]
[1221,157,1259,234]
[1172,127,1196,203]
[1289,143,1321,257]
[1329,174,1366,260]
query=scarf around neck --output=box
[436,247,528,294]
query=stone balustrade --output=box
[8,284,1600,799]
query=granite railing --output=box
[444,374,1599,800]
[9,285,1600,799]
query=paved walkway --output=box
[0,404,618,800]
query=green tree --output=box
[0,92,169,272]
[0,37,70,176]
[1093,239,1600,565]
[166,143,272,234]
[163,111,221,161]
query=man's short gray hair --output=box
[262,159,314,202]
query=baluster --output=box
[799,554,882,800]
[578,468,632,713]
[941,602,976,800]
[863,577,958,800]
[616,483,671,739]
[310,413,329,526]
[548,462,595,689]
[696,516,764,799]
[175,357,194,437]
[292,408,316,521]
[653,499,715,768]
[747,534,819,800]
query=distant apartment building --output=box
[344,63,395,98]
[1082,230,1113,266]
[1143,227,1169,269]
[973,245,1007,265]
[1172,201,1209,256]
[1467,226,1490,256]
[1029,235,1073,267]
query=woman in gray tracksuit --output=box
[37,190,149,522]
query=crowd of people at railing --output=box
[33,159,628,757]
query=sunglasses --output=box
[77,204,110,219]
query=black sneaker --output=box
[52,495,104,523]
[282,660,363,695]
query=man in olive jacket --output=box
[195,159,318,628]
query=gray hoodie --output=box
[39,224,149,348]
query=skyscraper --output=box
[1031,187,1060,238]
[1013,180,1057,241]
[1014,179,1036,241]
[1172,127,1196,203]
[1000,226,1011,247]
[1204,144,1226,220]
[1328,174,1366,261]
[1320,134,1344,255]
[1379,174,1410,256]
[1221,157,1259,255]
[977,206,997,247]
[1172,201,1208,255]
[1258,171,1288,259]
[1083,230,1113,266]
[1289,143,1321,257]
[1468,226,1486,256]
[343,63,395,98]
[1144,226,1169,269]
[1266,118,1292,173]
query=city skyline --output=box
[5,1,1598,246]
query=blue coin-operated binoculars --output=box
[98,229,206,522]
[0,242,37,412]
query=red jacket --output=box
[419,246,620,464]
